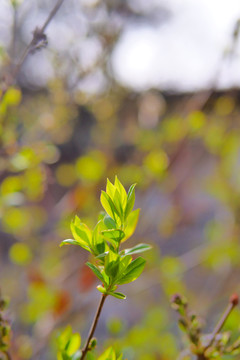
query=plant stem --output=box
[204,297,237,352]
[81,294,107,360]
[197,355,207,360]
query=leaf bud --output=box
[230,293,239,306]
[89,338,97,349]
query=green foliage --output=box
[60,177,151,299]
[57,326,82,360]
[57,178,150,359]
[56,326,123,360]
[2,16,240,359]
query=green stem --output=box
[80,294,107,360]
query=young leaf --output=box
[108,291,126,300]
[112,188,124,220]
[105,260,120,279]
[66,333,81,356]
[121,208,140,242]
[101,229,125,242]
[101,191,120,221]
[114,176,127,209]
[98,347,116,360]
[92,222,106,255]
[101,270,110,286]
[60,239,83,248]
[86,352,96,360]
[86,263,105,284]
[124,243,152,255]
[57,326,81,360]
[105,251,120,279]
[118,257,146,284]
[70,216,92,251]
[96,285,107,294]
[60,351,71,360]
[96,252,109,259]
[95,242,106,256]
[57,325,73,351]
[125,184,136,219]
[104,215,117,229]
[71,351,82,360]
[113,255,132,284]
[106,178,116,199]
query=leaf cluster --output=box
[57,326,122,360]
[60,177,151,300]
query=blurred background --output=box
[1,0,240,359]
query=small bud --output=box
[178,318,188,331]
[171,293,182,305]
[170,293,188,312]
[0,297,9,310]
[230,293,239,306]
[89,338,97,349]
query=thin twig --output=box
[0,0,65,102]
[40,0,65,33]
[204,294,238,351]
[14,0,65,76]
[81,294,107,360]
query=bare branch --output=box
[0,0,66,102]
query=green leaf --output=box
[113,188,124,220]
[108,291,126,300]
[104,215,117,229]
[106,179,116,199]
[121,208,140,242]
[105,260,120,279]
[118,257,146,284]
[114,176,127,209]
[92,222,106,255]
[57,326,81,360]
[95,242,106,256]
[61,351,71,360]
[86,352,96,360]
[66,333,81,356]
[86,263,105,284]
[101,191,120,221]
[101,270,110,286]
[70,216,92,251]
[71,351,82,360]
[101,229,125,242]
[125,184,136,219]
[97,285,107,294]
[60,239,82,247]
[98,347,116,360]
[124,243,152,255]
[57,326,73,351]
[105,251,120,279]
[96,251,109,259]
[113,255,132,284]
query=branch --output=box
[81,294,107,360]
[204,294,239,352]
[0,0,65,102]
